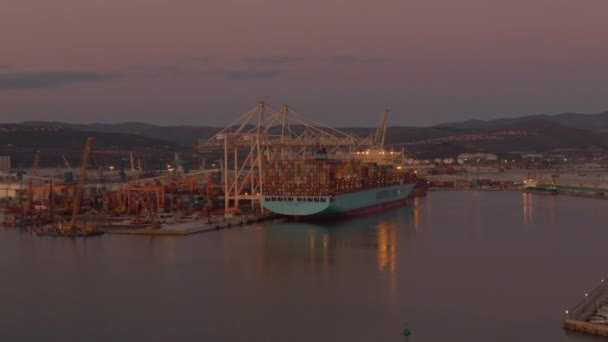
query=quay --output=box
[564,279,608,336]
[103,213,276,236]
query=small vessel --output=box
[523,180,558,195]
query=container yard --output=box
[1,102,419,233]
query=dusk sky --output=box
[1,0,607,127]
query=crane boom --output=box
[373,109,389,149]
[67,137,94,232]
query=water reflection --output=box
[522,193,558,228]
[413,197,420,232]
[261,207,413,295]
[522,193,533,226]
[376,220,398,297]
[548,196,557,226]
[5,192,608,341]
[262,222,333,275]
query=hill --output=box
[20,121,221,146]
[7,109,608,162]
[0,124,189,169]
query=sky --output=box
[1,0,607,127]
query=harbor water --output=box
[1,191,607,341]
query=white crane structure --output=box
[195,102,387,214]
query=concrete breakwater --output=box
[102,213,277,235]
[564,280,608,337]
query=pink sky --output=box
[1,0,607,126]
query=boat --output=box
[262,150,418,218]
[523,186,558,195]
[523,180,558,195]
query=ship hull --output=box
[262,182,416,218]
[523,186,558,195]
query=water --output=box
[1,191,607,341]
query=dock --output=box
[564,279,608,336]
[103,214,276,236]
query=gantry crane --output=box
[195,102,380,214]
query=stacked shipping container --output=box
[263,158,416,196]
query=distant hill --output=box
[392,116,608,158]
[436,111,608,132]
[8,109,608,162]
[0,124,188,168]
[20,121,222,146]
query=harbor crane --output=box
[195,102,380,214]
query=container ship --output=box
[262,151,417,218]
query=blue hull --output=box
[262,182,416,217]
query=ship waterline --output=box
[262,183,416,217]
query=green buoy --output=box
[403,327,411,341]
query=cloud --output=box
[0,71,120,90]
[126,56,211,77]
[329,55,387,64]
[247,55,303,64]
[127,64,187,77]
[186,56,211,63]
[219,69,286,80]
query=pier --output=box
[102,213,276,235]
[564,279,608,336]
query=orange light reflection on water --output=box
[376,220,398,298]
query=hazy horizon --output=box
[4,107,608,128]
[1,0,607,127]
